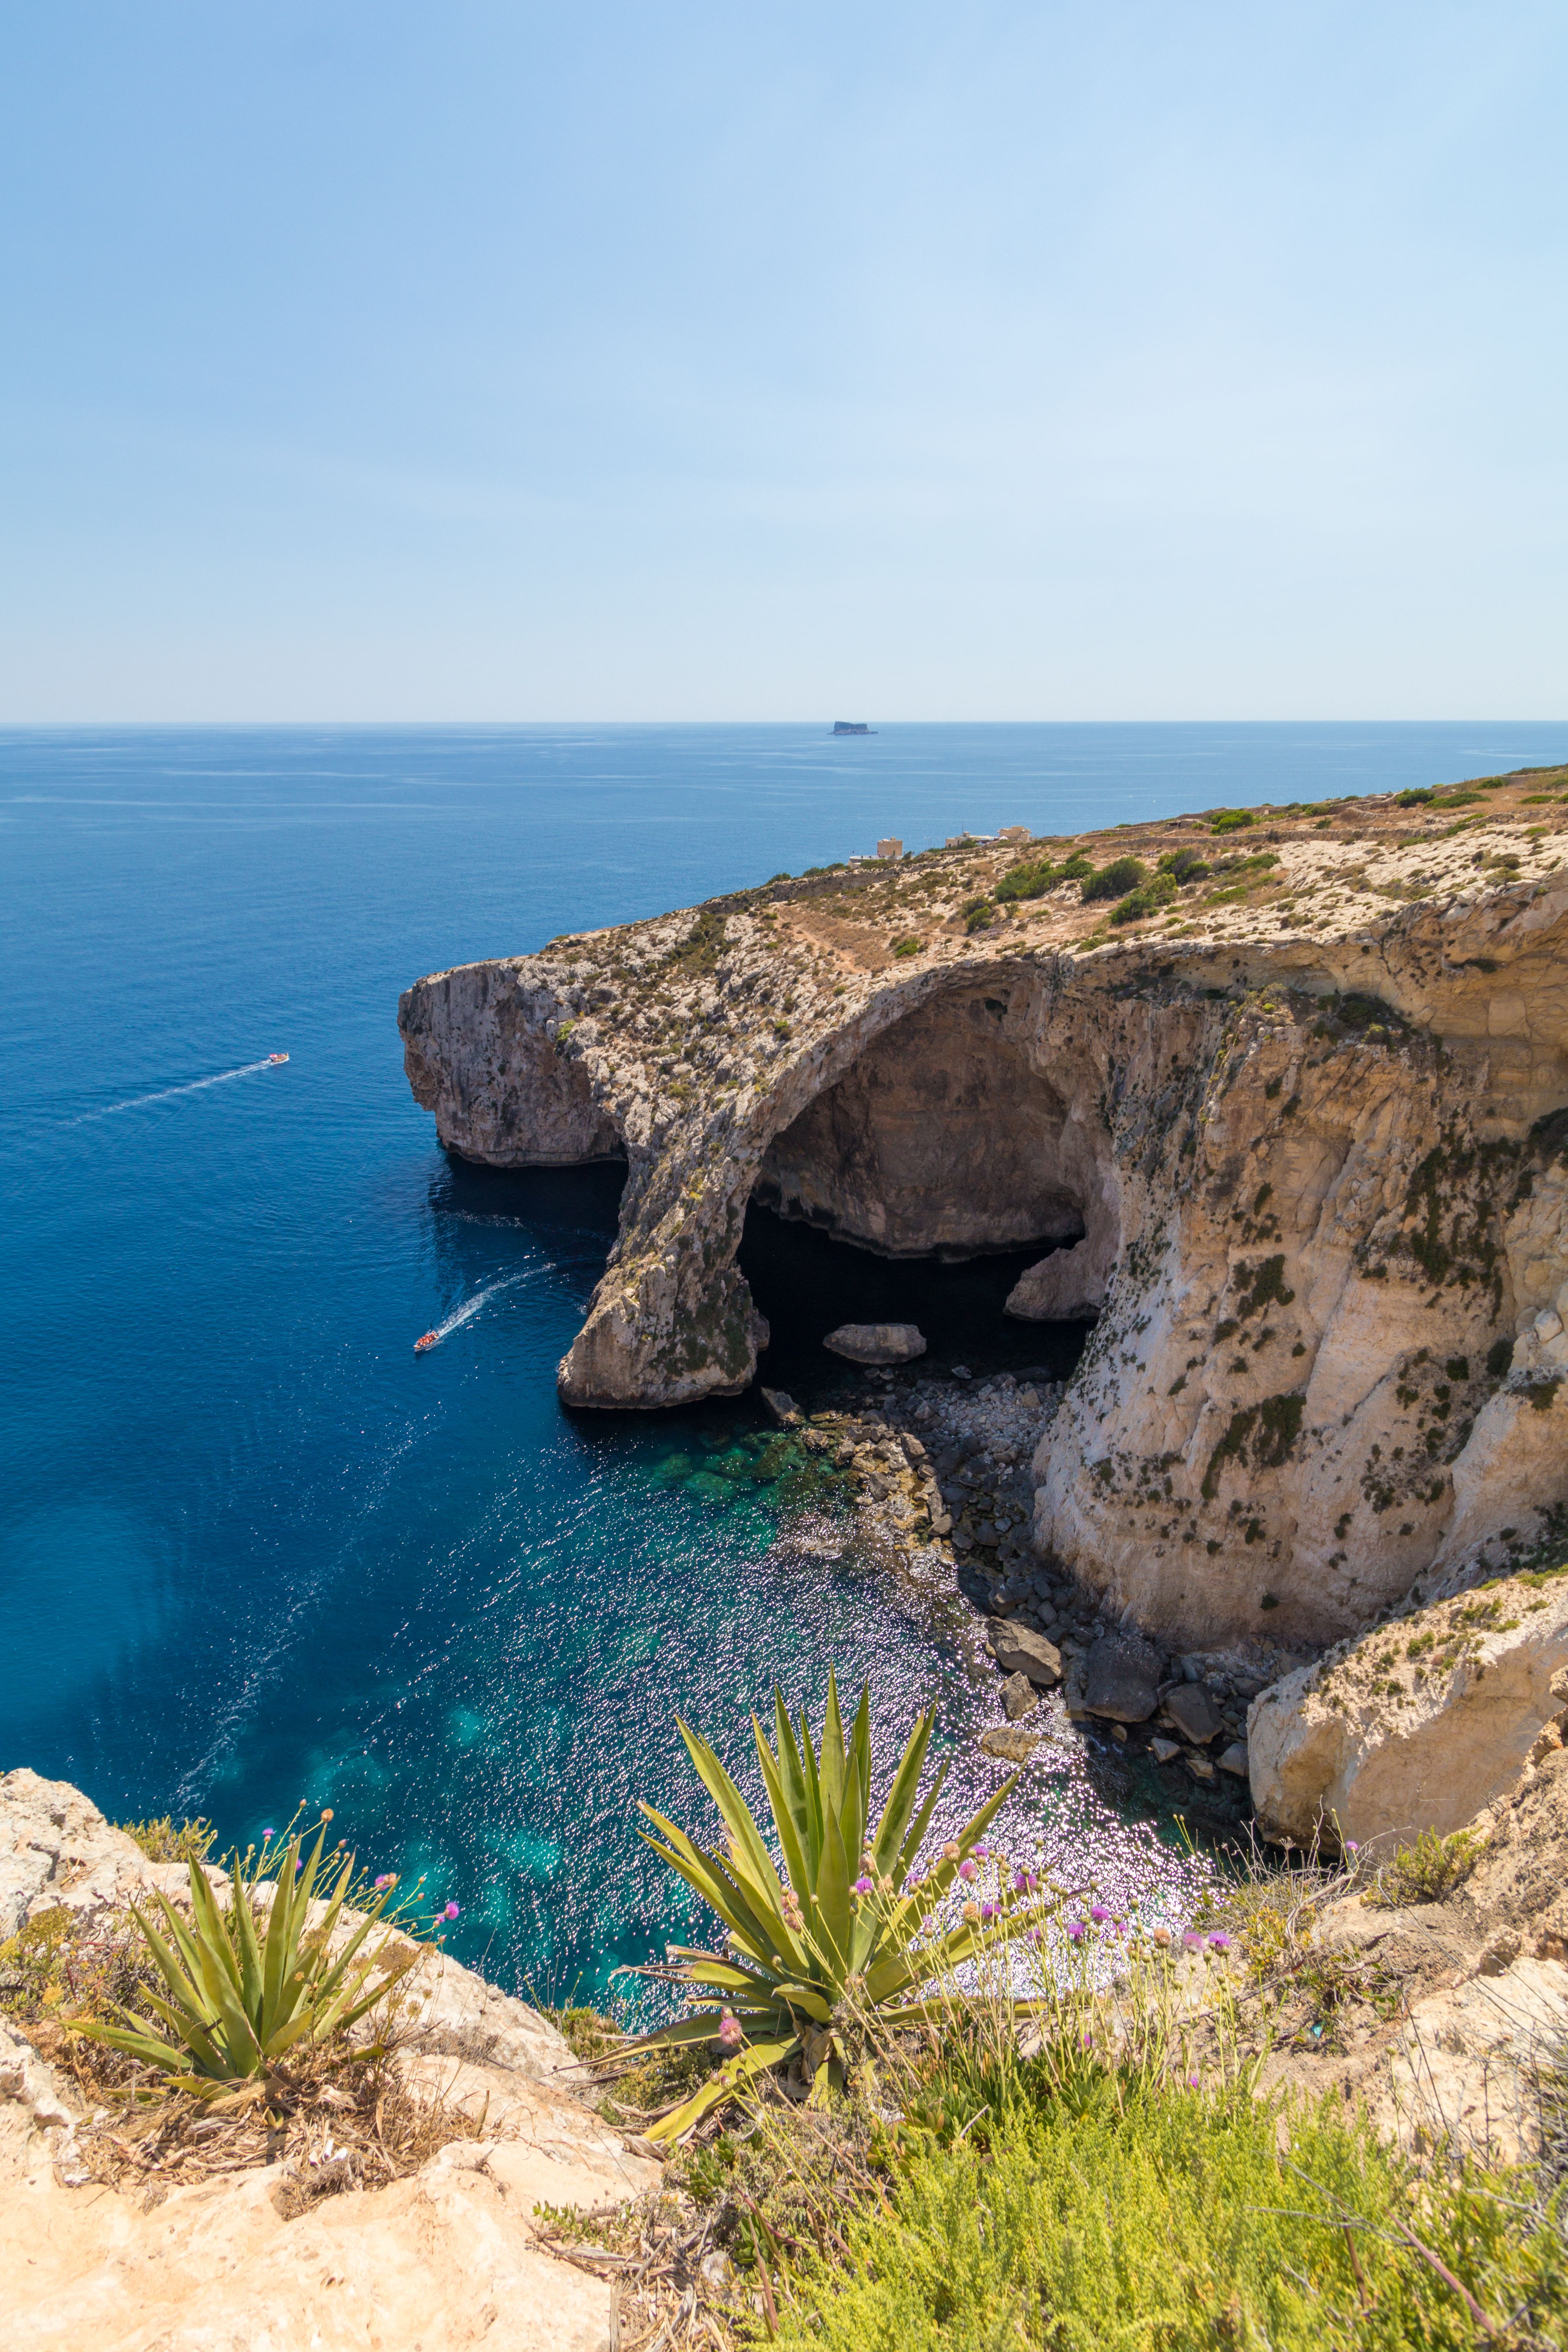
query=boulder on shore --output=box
[1247,1570,1568,1850]
[1082,1631,1162,1723]
[989,1623,1063,1688]
[822,1322,927,1366]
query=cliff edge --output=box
[400,766,1568,1652]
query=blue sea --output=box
[3,722,1562,2001]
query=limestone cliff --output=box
[400,765,1568,1648]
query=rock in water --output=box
[989,1623,1063,1687]
[1217,1740,1249,1777]
[1000,1671,1039,1720]
[822,1322,927,1366]
[759,1386,801,1426]
[979,1725,1041,1763]
[1164,1682,1223,1745]
[1082,1632,1162,1723]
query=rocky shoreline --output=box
[772,1358,1293,1833]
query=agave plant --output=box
[628,1670,1051,2143]
[72,1816,415,2090]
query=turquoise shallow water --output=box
[3,721,1563,2002]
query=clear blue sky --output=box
[1,3,1563,721]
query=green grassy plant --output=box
[1210,807,1256,832]
[115,1814,217,1865]
[70,1815,418,2090]
[1080,855,1147,903]
[1364,1825,1485,1909]
[764,2043,1565,2349]
[624,1672,1052,2143]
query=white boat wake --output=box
[73,1058,287,1124]
[419,1267,546,1349]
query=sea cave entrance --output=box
[740,982,1106,1394]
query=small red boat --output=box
[414,1330,439,1353]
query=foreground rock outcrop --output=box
[0,1770,655,2352]
[1248,1569,1568,1848]
[402,763,1568,1653]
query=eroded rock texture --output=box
[399,777,1568,1648]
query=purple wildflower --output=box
[1067,1922,1086,1943]
[262,1826,275,1840]
[973,1844,991,1860]
[442,1900,460,1921]
[373,1873,396,1891]
[958,1859,977,1883]
[1090,1905,1110,1925]
[852,1875,874,1895]
[1182,1931,1203,1952]
[1345,1840,1360,1855]
[718,2011,743,2051]
[980,1902,998,1923]
[1208,1931,1232,1952]
[1188,2073,1200,2090]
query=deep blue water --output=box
[3,722,1563,2001]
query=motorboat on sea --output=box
[414,1330,439,1352]
[268,1052,289,1064]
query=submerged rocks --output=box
[1248,1570,1568,1849]
[822,1322,927,1366]
[978,1725,1042,1763]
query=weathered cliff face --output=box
[399,769,1568,1645]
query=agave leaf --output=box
[230,1859,265,2021]
[69,2017,189,2072]
[672,1957,785,1997]
[259,1863,298,2038]
[818,1670,846,1822]
[617,2007,737,2056]
[635,1822,778,1966]
[870,1707,935,1882]
[644,2034,799,2146]
[129,1897,210,2021]
[750,1716,809,1904]
[137,1988,227,2074]
[768,1981,832,2025]
[841,1682,872,1871]
[813,1800,852,1980]
[797,1707,825,1879]
[894,1752,950,1884]
[770,1692,816,1881]
[676,1722,787,1915]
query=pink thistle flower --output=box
[1208,1931,1232,1952]
[1182,1931,1203,1953]
[1188,2073,1200,2090]
[980,1902,998,1923]
[958,1859,977,1883]
[1345,1840,1360,1855]
[1067,1922,1086,1943]
[373,1873,397,1891]
[442,1900,460,1921]
[851,1875,874,1895]
[1090,1905,1110,1925]
[718,2011,743,2051]
[973,1844,991,1860]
